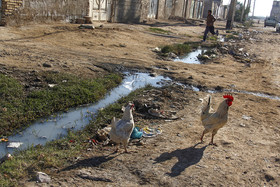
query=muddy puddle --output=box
[0,73,171,158]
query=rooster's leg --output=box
[200,131,205,143]
[209,130,218,146]
[200,129,207,143]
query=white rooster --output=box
[109,102,135,153]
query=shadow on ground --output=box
[154,143,207,177]
[60,155,116,172]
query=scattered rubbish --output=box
[36,172,51,183]
[78,24,95,30]
[0,138,8,142]
[48,84,57,88]
[148,109,179,120]
[141,127,162,138]
[198,54,210,60]
[130,127,143,139]
[97,127,111,141]
[7,142,23,148]
[242,115,251,120]
[0,72,172,158]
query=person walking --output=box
[203,10,218,42]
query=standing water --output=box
[0,73,171,158]
[174,48,208,64]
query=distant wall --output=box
[1,0,23,25]
[23,0,88,21]
[1,0,89,25]
[203,0,213,18]
[270,0,280,20]
[111,0,150,23]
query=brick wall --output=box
[1,0,23,25]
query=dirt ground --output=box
[1,20,279,186]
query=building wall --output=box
[270,0,280,20]
[0,0,23,25]
[1,0,89,25]
[112,0,144,22]
[203,0,223,18]
[203,0,213,18]
[1,0,207,25]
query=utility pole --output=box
[252,0,256,17]
[240,0,247,22]
[226,0,237,29]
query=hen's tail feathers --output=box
[111,117,117,129]
[201,95,211,120]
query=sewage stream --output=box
[174,48,208,64]
[1,72,279,158]
[0,73,171,158]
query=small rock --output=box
[149,72,157,77]
[119,44,126,47]
[42,63,52,68]
[214,86,223,91]
[265,174,275,182]
[152,47,161,52]
[0,153,12,163]
[168,52,177,59]
[239,123,246,127]
[36,172,51,183]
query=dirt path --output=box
[0,20,279,186]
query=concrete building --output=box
[270,0,280,20]
[202,0,226,19]
[0,0,206,25]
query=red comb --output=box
[223,94,234,101]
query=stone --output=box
[36,172,51,183]
[42,63,52,68]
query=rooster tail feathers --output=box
[201,95,211,117]
[201,95,211,109]
[207,95,211,106]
